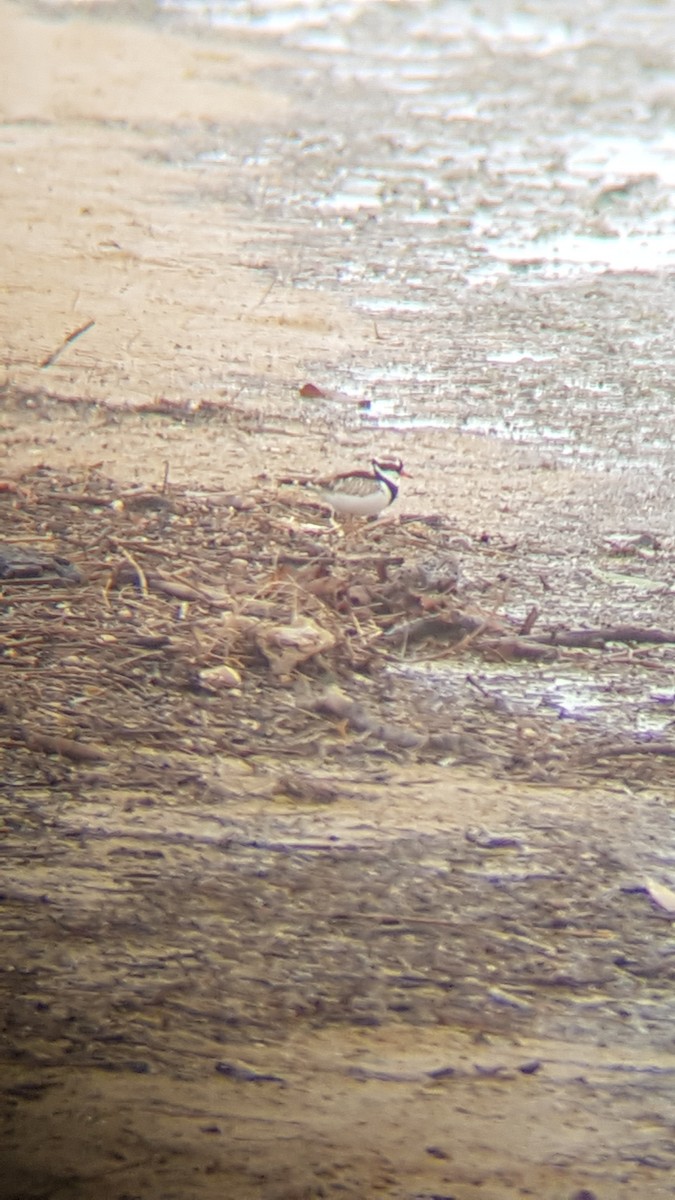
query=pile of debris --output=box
[1,468,674,787]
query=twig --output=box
[382,613,486,649]
[39,320,95,368]
[151,575,220,604]
[107,538,170,558]
[466,674,493,699]
[519,605,539,635]
[249,275,277,311]
[117,545,150,599]
[44,491,114,507]
[330,911,461,928]
[482,636,557,663]
[20,729,105,762]
[533,625,675,649]
[582,740,675,762]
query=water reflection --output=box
[393,658,675,738]
[164,0,675,473]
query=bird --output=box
[282,458,410,518]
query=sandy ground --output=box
[2,4,675,1200]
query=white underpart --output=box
[316,480,392,517]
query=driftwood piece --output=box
[0,544,83,584]
[581,739,675,762]
[385,616,675,662]
[533,625,675,649]
[482,637,557,663]
[20,730,106,762]
[382,613,486,648]
[111,562,226,605]
[41,491,116,507]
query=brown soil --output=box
[2,5,675,1200]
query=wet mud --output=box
[2,1,675,1198]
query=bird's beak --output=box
[400,468,412,478]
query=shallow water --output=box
[394,657,675,738]
[4,9,675,1194]
[162,0,675,474]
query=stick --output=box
[583,740,675,761]
[21,730,105,762]
[533,625,675,648]
[39,320,95,368]
[118,545,150,599]
[519,605,539,635]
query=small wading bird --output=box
[282,458,410,518]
